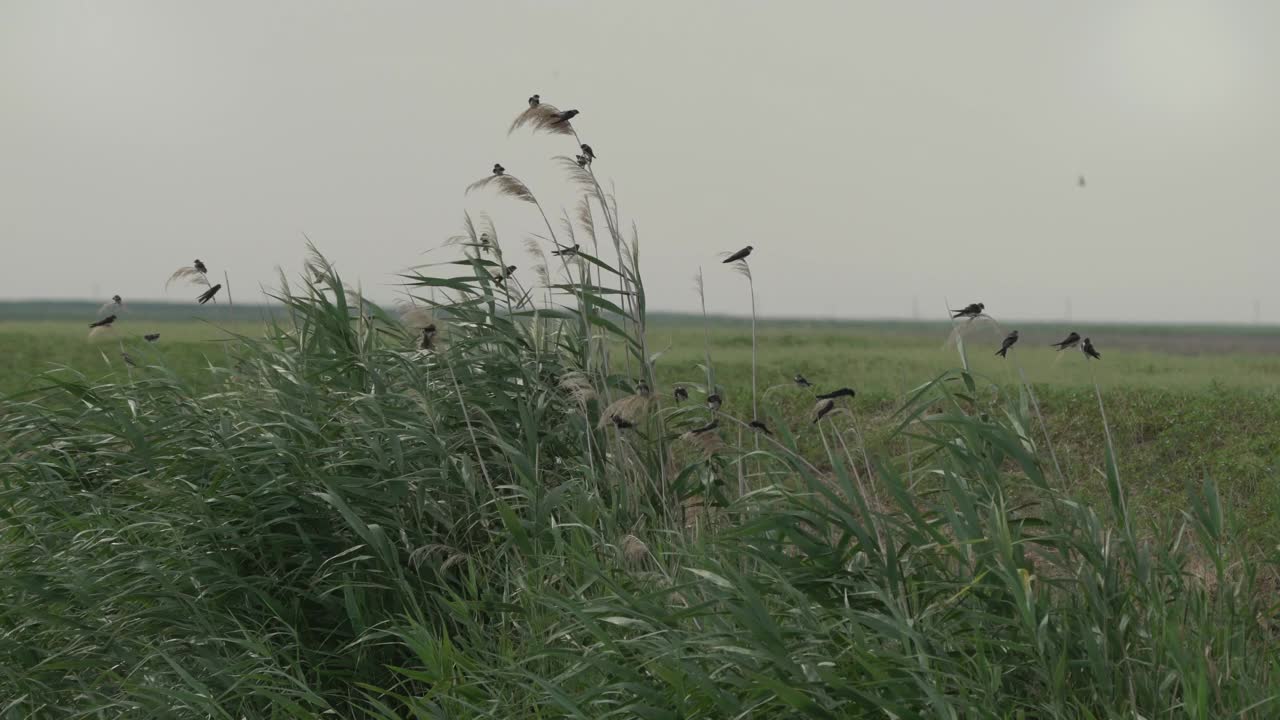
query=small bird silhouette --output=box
[552,244,580,257]
[144,333,160,342]
[813,399,836,423]
[636,379,651,395]
[722,246,753,264]
[420,324,437,350]
[553,109,579,123]
[1050,332,1081,351]
[193,259,208,274]
[492,163,505,176]
[197,284,222,304]
[1081,337,1101,360]
[528,94,540,107]
[706,394,722,411]
[749,419,773,436]
[816,387,856,400]
[952,302,985,318]
[794,373,813,388]
[995,330,1019,358]
[575,154,589,168]
[580,143,595,161]
[121,352,137,367]
[673,386,689,402]
[493,265,517,285]
[89,315,117,328]
[611,415,635,430]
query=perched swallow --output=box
[636,379,651,395]
[528,94,540,107]
[420,324,437,350]
[673,386,689,402]
[580,143,595,161]
[193,259,208,274]
[706,394,722,411]
[995,330,1019,358]
[1081,337,1101,360]
[952,302,985,318]
[611,415,635,430]
[492,163,505,176]
[689,419,719,434]
[493,266,517,285]
[576,154,589,168]
[749,419,772,436]
[794,373,813,388]
[553,109,579,123]
[111,294,122,305]
[552,244,580,257]
[197,284,222,304]
[144,333,160,342]
[121,352,137,367]
[722,246,753,264]
[813,399,836,423]
[89,315,117,328]
[816,387,855,400]
[1050,332,1080,351]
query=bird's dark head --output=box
[977,303,985,310]
[506,265,517,274]
[112,295,122,304]
[745,245,754,251]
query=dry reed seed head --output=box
[597,392,657,429]
[465,174,536,204]
[508,102,578,136]
[166,265,212,290]
[559,372,597,409]
[620,534,650,566]
[680,427,725,455]
[943,315,1004,349]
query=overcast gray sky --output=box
[3,1,1278,323]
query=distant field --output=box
[3,304,1279,536]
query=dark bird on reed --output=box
[674,386,689,402]
[111,294,122,305]
[722,246,753,263]
[816,387,856,400]
[576,154,589,168]
[580,143,595,161]
[706,394,722,411]
[193,259,208,274]
[493,265,517,286]
[121,352,137,367]
[1081,337,1101,360]
[492,163,505,176]
[528,94,540,107]
[690,419,718,434]
[813,399,836,423]
[1050,332,1080,351]
[552,244,580,257]
[637,379,651,395]
[144,333,160,342]
[553,109,579,123]
[197,284,222,304]
[420,324,437,350]
[749,420,773,436]
[794,373,813,388]
[611,415,635,430]
[89,315,116,328]
[995,330,1019,358]
[952,302,985,318]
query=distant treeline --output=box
[0,300,287,323]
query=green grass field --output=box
[6,308,1280,538]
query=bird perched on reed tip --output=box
[706,393,722,411]
[528,94,540,107]
[197,284,222,304]
[576,154,589,168]
[995,330,1019,357]
[420,324,437,350]
[89,315,117,328]
[1081,337,1101,360]
[722,246,753,263]
[193,259,208,274]
[952,302,985,318]
[673,386,688,403]
[492,163,505,176]
[816,387,855,400]
[794,373,812,388]
[553,109,579,123]
[580,143,595,161]
[1050,332,1080,351]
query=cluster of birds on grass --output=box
[86,259,225,366]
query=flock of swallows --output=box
[87,259,223,365]
[950,302,1101,360]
